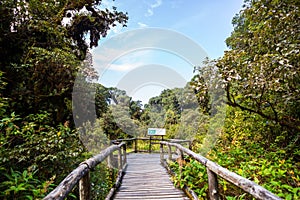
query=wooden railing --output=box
[112,137,191,153]
[44,142,127,200]
[160,141,282,200]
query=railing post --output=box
[118,148,122,170]
[123,144,127,166]
[207,168,219,200]
[177,148,184,179]
[108,152,114,168]
[177,148,184,161]
[149,136,152,153]
[134,138,138,153]
[167,144,172,161]
[160,143,164,163]
[79,171,91,200]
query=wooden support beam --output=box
[177,148,184,180]
[207,168,219,200]
[122,144,127,165]
[160,143,164,163]
[79,171,91,200]
[134,138,138,153]
[107,153,114,168]
[167,144,172,161]
[149,136,152,153]
[118,148,123,170]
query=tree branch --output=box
[226,84,300,132]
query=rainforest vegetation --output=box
[0,0,299,199]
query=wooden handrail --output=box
[44,142,126,200]
[160,141,282,200]
[111,137,191,153]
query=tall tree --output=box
[217,0,300,141]
[0,0,128,122]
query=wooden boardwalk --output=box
[113,153,189,200]
[44,141,281,200]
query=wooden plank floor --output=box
[113,153,189,200]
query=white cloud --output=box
[151,0,162,8]
[138,22,148,28]
[146,9,153,17]
[145,0,162,17]
[93,46,153,72]
[107,62,144,72]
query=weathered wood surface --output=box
[113,153,189,200]
[160,141,282,200]
[206,168,219,200]
[79,171,91,200]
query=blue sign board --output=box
[147,128,166,136]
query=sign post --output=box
[147,128,166,153]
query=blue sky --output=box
[91,0,245,104]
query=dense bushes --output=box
[169,107,300,199]
[0,111,85,199]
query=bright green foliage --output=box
[0,110,120,199]
[89,163,118,199]
[143,89,182,130]
[0,112,85,173]
[207,106,300,199]
[169,105,300,198]
[94,86,145,139]
[0,168,55,199]
[0,112,86,199]
[169,159,209,198]
[142,86,209,140]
